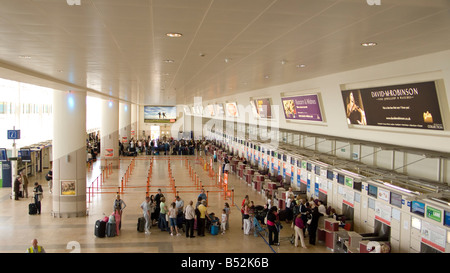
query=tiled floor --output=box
[0,154,332,254]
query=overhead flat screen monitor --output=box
[327,170,334,180]
[20,148,31,162]
[411,201,425,217]
[390,192,402,208]
[306,163,312,172]
[368,184,378,198]
[144,106,177,123]
[314,165,320,175]
[444,211,450,227]
[341,81,444,130]
[337,173,345,185]
[0,148,7,161]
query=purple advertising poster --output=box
[281,94,323,121]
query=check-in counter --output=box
[345,231,362,253]
[252,180,262,192]
[323,218,341,251]
[245,168,254,185]
[231,159,239,173]
[238,163,245,178]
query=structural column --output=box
[131,103,138,140]
[119,102,132,146]
[101,98,119,168]
[52,90,86,218]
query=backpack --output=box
[293,204,300,216]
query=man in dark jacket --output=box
[307,202,323,245]
[14,176,22,200]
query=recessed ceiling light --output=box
[19,55,31,59]
[166,33,182,38]
[164,59,175,63]
[224,58,232,63]
[264,75,270,79]
[296,64,306,68]
[361,42,377,47]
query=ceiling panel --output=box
[0,0,447,106]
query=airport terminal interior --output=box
[0,0,450,255]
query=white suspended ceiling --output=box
[0,0,449,106]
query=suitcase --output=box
[95,220,106,238]
[29,202,37,215]
[211,224,219,235]
[278,209,288,221]
[106,222,116,237]
[137,217,146,232]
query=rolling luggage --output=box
[29,202,37,215]
[210,224,219,235]
[278,209,288,221]
[137,217,146,232]
[95,220,106,238]
[106,222,116,237]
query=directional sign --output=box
[7,130,20,140]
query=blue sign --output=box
[7,130,20,140]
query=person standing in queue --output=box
[13,176,22,200]
[159,196,169,232]
[267,206,279,246]
[113,194,126,217]
[33,182,43,215]
[21,170,29,198]
[197,200,210,237]
[141,196,151,234]
[184,200,196,238]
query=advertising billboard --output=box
[144,106,177,123]
[250,98,272,119]
[341,81,443,130]
[281,94,323,122]
[225,102,239,117]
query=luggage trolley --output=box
[253,216,268,238]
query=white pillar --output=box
[119,102,131,145]
[52,90,86,218]
[101,98,119,167]
[131,103,138,140]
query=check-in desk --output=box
[345,232,362,253]
[244,168,254,186]
[231,159,239,173]
[238,163,245,179]
[252,180,262,192]
[323,218,341,251]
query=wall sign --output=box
[341,81,443,130]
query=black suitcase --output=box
[95,220,106,238]
[29,203,37,215]
[137,217,145,232]
[106,222,116,237]
[278,209,288,221]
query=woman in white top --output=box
[168,202,180,236]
